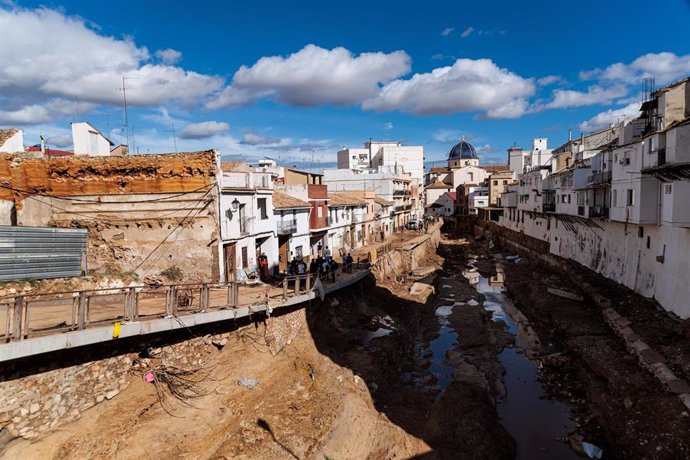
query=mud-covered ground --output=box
[465,232,690,460]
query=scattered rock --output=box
[29,403,40,414]
[105,389,119,400]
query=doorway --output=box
[279,236,290,273]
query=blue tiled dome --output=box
[448,136,477,160]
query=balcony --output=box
[277,219,297,235]
[587,170,612,186]
[588,206,609,219]
[393,190,411,196]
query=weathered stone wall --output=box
[371,223,442,282]
[265,308,306,355]
[0,151,221,282]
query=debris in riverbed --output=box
[237,377,260,389]
[547,288,584,302]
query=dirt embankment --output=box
[3,311,429,460]
[467,233,690,460]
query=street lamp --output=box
[231,198,240,211]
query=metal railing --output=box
[587,170,612,185]
[543,203,556,213]
[277,220,297,235]
[0,263,373,344]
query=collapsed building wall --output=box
[0,151,221,283]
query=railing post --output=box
[166,286,177,316]
[13,296,24,340]
[71,296,78,329]
[201,284,209,312]
[78,291,87,330]
[283,278,288,300]
[227,284,233,306]
[294,276,300,295]
[127,287,136,321]
[306,273,311,291]
[233,282,239,307]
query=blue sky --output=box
[2,0,690,169]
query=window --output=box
[503,180,508,185]
[258,198,268,220]
[239,204,247,234]
[665,184,672,194]
[493,180,498,186]
[241,246,248,269]
[638,227,644,238]
[613,190,617,206]
[317,205,323,218]
[468,172,474,182]
[626,189,634,206]
[295,246,303,258]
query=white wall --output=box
[0,130,23,153]
[72,122,111,156]
[451,166,488,187]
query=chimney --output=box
[40,135,46,155]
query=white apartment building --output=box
[337,140,424,183]
[494,76,690,318]
[218,163,277,282]
[327,192,367,256]
[273,191,311,272]
[323,167,416,230]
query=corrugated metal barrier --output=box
[0,226,87,281]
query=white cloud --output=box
[537,75,563,86]
[207,44,411,109]
[384,122,394,130]
[240,132,281,145]
[441,27,454,37]
[46,133,72,147]
[154,48,182,65]
[538,85,628,110]
[580,52,690,85]
[433,129,462,144]
[0,7,223,122]
[460,27,474,38]
[363,58,535,118]
[475,144,498,154]
[179,121,230,139]
[579,103,641,133]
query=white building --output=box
[323,167,416,231]
[218,163,278,282]
[337,140,424,183]
[494,76,690,318]
[0,128,24,153]
[327,192,368,256]
[273,191,311,272]
[507,138,553,174]
[72,122,114,156]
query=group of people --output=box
[285,248,355,283]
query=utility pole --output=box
[120,76,136,148]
